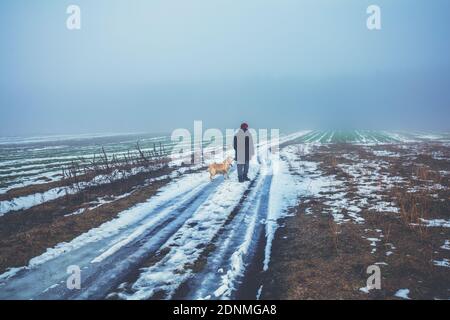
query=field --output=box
[0,130,449,300]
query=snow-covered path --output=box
[0,132,308,300]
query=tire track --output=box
[0,172,225,300]
[177,172,272,300]
[0,132,309,300]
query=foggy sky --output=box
[1,0,449,136]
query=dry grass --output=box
[324,155,338,168]
[0,143,170,202]
[328,219,340,254]
[262,142,450,300]
[62,143,170,188]
[415,165,442,183]
[396,191,429,238]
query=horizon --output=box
[1,129,450,143]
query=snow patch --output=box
[440,240,450,251]
[419,219,450,228]
[394,289,411,299]
[433,258,450,268]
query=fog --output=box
[1,0,449,135]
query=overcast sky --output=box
[0,0,449,136]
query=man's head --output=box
[240,122,249,131]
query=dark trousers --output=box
[237,162,249,181]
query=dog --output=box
[207,157,234,181]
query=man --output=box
[233,122,255,182]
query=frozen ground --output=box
[260,133,450,300]
[0,131,307,299]
[0,130,448,300]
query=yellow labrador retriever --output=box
[208,157,234,181]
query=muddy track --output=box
[0,133,307,300]
[0,171,225,299]
[175,173,272,300]
[0,162,271,300]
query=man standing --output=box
[234,122,255,182]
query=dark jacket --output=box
[233,129,255,164]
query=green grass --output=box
[295,130,400,144]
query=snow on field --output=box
[383,132,417,143]
[0,267,23,282]
[394,289,411,299]
[0,131,307,216]
[281,143,393,224]
[0,187,68,216]
[117,133,310,299]
[364,237,382,254]
[336,157,407,218]
[0,131,314,299]
[263,148,306,271]
[114,169,257,299]
[0,165,62,178]
[1,130,449,299]
[371,150,400,158]
[64,192,134,217]
[277,136,449,227]
[0,164,168,216]
[0,133,185,194]
[433,259,450,268]
[211,176,269,299]
[432,151,448,161]
[0,132,148,146]
[368,202,399,213]
[0,130,444,197]
[359,286,372,294]
[419,219,450,228]
[415,134,446,141]
[0,158,213,217]
[282,145,350,223]
[441,240,450,250]
[14,170,210,270]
